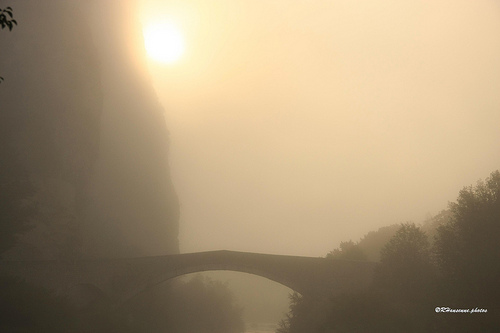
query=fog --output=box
[140,0,500,256]
[1,0,499,331]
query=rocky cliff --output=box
[0,0,179,259]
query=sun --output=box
[143,21,185,64]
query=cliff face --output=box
[84,1,180,257]
[0,0,179,259]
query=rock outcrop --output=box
[0,0,179,259]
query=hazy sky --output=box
[138,0,500,256]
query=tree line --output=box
[278,170,500,332]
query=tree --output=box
[0,5,37,255]
[375,223,434,294]
[357,224,400,261]
[0,176,36,254]
[369,223,439,331]
[126,275,244,333]
[278,172,500,332]
[434,170,500,307]
[326,240,367,261]
[0,140,37,255]
[0,7,32,255]
[276,293,328,333]
[0,276,76,332]
[276,292,301,333]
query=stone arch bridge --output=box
[0,250,376,303]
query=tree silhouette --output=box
[326,240,367,261]
[0,7,17,30]
[375,223,434,294]
[434,170,500,307]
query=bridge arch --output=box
[0,250,377,304]
[125,263,302,303]
[119,251,309,302]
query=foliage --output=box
[1,6,17,84]
[0,143,37,255]
[0,6,34,255]
[0,273,246,333]
[126,275,245,333]
[0,7,17,31]
[374,223,438,331]
[279,170,500,332]
[4,178,85,260]
[0,276,76,332]
[326,240,367,261]
[357,224,400,261]
[321,289,411,333]
[276,292,301,333]
[0,3,106,259]
[0,178,36,254]
[277,293,332,333]
[421,209,452,246]
[376,223,434,292]
[434,170,500,308]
